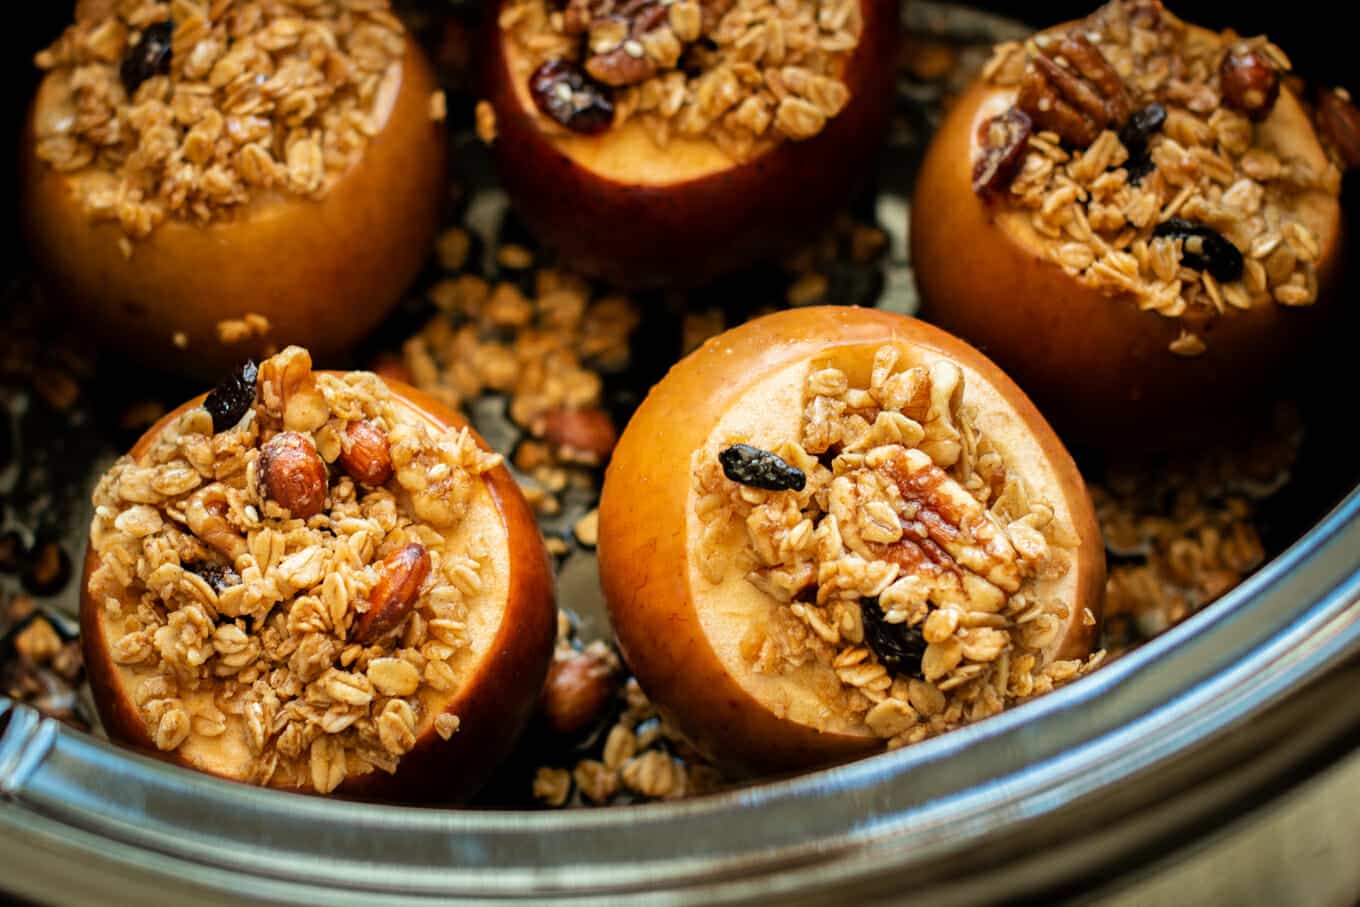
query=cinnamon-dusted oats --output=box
[980,0,1341,356]
[86,345,503,793]
[499,0,862,159]
[693,346,1101,748]
[33,0,409,241]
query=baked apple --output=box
[81,347,555,802]
[22,2,445,378]
[911,0,1344,446]
[598,306,1105,775]
[480,0,898,288]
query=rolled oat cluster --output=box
[83,346,554,797]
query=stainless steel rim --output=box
[3,480,1360,904]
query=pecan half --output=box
[354,544,432,644]
[1018,30,1133,148]
[584,3,673,87]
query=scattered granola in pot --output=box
[81,346,555,797]
[976,0,1342,354]
[496,0,864,158]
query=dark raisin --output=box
[203,360,258,433]
[120,20,174,96]
[529,59,615,135]
[1219,48,1280,123]
[719,444,806,492]
[972,107,1032,197]
[1117,102,1166,185]
[1151,218,1244,283]
[186,561,241,595]
[860,597,926,679]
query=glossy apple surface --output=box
[599,306,1104,774]
[22,38,445,379]
[81,375,555,803]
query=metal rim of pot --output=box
[2,483,1360,905]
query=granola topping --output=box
[980,0,1341,355]
[499,0,862,160]
[33,1,408,239]
[694,346,1100,748]
[86,346,503,792]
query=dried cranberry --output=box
[186,561,241,595]
[1118,103,1166,185]
[861,597,926,679]
[1152,219,1244,283]
[972,108,1032,198]
[120,20,174,96]
[1219,48,1280,123]
[529,59,615,135]
[203,360,258,434]
[719,444,806,492]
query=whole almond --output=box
[258,432,328,518]
[354,544,431,644]
[339,420,394,487]
[1317,87,1360,170]
[541,649,620,736]
[541,407,618,465]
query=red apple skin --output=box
[81,376,556,804]
[21,38,445,380]
[599,306,1104,776]
[480,0,899,289]
[912,79,1345,450]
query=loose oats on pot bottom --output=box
[81,346,555,799]
[599,307,1106,773]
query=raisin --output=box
[718,444,806,492]
[1219,48,1280,123]
[860,597,926,679]
[203,360,258,434]
[1118,102,1166,185]
[186,561,241,595]
[972,107,1032,197]
[1152,218,1244,283]
[120,20,174,96]
[529,59,615,135]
